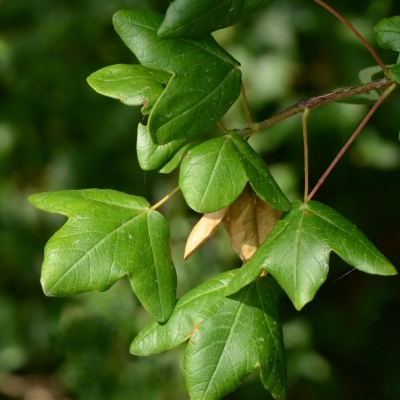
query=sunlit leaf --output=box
[113,10,242,144]
[179,136,248,213]
[375,16,400,52]
[131,271,287,400]
[29,189,177,322]
[158,0,272,39]
[87,64,171,115]
[226,200,396,310]
[179,134,290,213]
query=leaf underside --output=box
[131,270,287,400]
[29,189,177,322]
[375,16,400,52]
[87,64,171,114]
[226,200,396,310]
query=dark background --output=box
[1,0,400,399]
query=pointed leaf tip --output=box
[30,189,177,322]
[132,271,287,399]
[226,200,396,310]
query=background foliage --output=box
[1,0,400,399]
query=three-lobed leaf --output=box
[87,64,171,115]
[113,10,242,144]
[179,133,290,213]
[226,200,397,310]
[179,136,248,213]
[132,270,287,400]
[29,189,177,322]
[158,0,272,39]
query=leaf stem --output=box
[302,108,311,202]
[150,186,181,210]
[234,77,393,138]
[308,82,397,200]
[217,121,230,134]
[314,0,390,78]
[241,81,254,127]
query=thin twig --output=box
[150,186,181,210]
[308,83,397,200]
[217,121,230,134]
[314,0,390,77]
[302,108,311,202]
[233,77,393,138]
[241,82,253,127]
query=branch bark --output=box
[234,77,394,138]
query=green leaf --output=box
[158,0,272,39]
[87,64,171,115]
[226,200,397,310]
[179,136,248,213]
[389,63,400,84]
[131,271,287,400]
[113,10,242,144]
[137,124,185,170]
[375,16,400,52]
[158,143,192,174]
[28,189,177,322]
[230,134,291,211]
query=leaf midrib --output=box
[48,211,146,291]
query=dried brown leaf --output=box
[184,207,227,260]
[223,185,282,262]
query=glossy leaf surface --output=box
[179,136,248,213]
[230,134,290,211]
[136,124,185,170]
[29,190,177,322]
[87,64,171,115]
[179,134,290,213]
[158,0,272,39]
[375,16,400,52]
[131,271,287,400]
[226,200,396,310]
[113,10,242,144]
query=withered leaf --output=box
[223,185,281,262]
[184,207,227,260]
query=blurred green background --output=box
[1,0,400,399]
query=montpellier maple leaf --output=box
[29,189,177,322]
[226,200,397,310]
[113,9,242,144]
[131,270,287,400]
